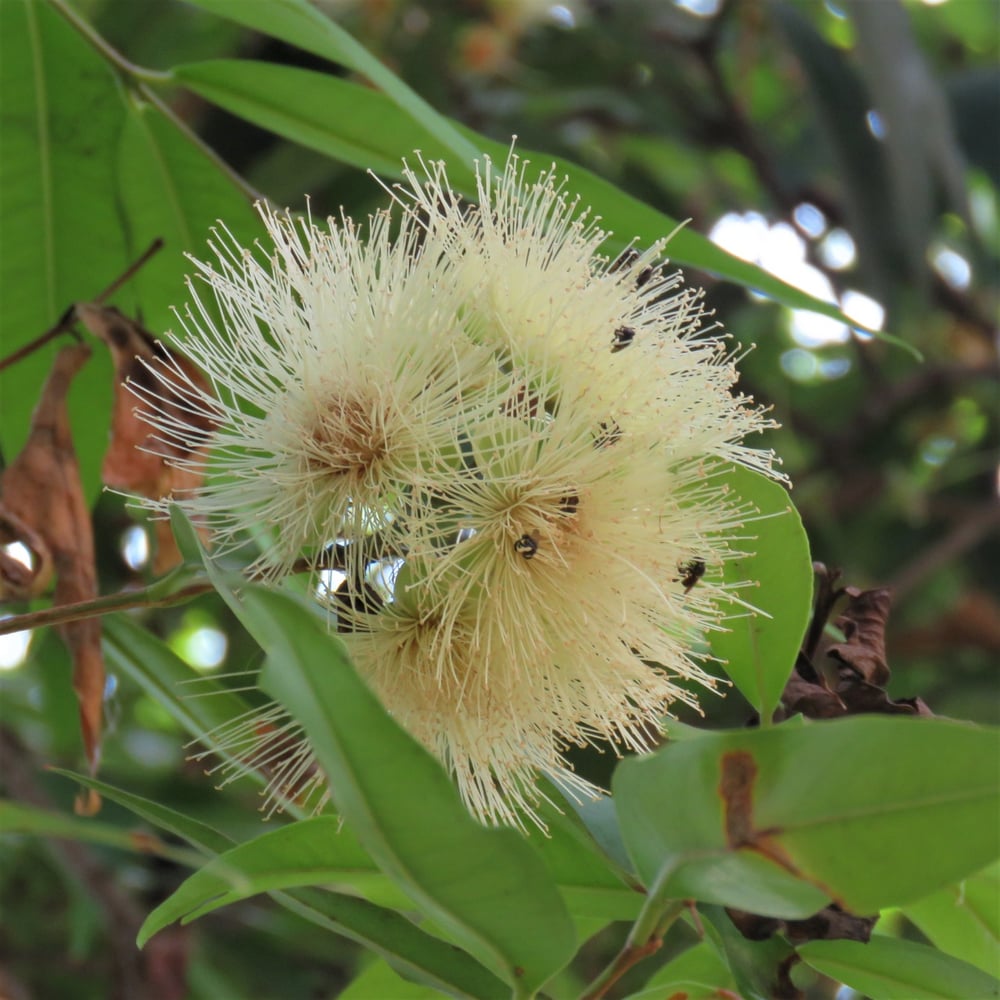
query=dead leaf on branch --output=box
[827,587,891,687]
[0,344,104,801]
[75,304,217,573]
[780,574,935,721]
[0,506,54,600]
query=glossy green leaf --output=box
[183,0,479,164]
[624,981,729,1000]
[139,815,508,999]
[173,60,464,187]
[709,465,812,722]
[271,889,509,1000]
[529,795,643,922]
[205,578,577,992]
[167,58,907,341]
[139,816,405,932]
[797,936,1000,1000]
[51,771,505,997]
[901,862,1000,977]
[614,717,1000,917]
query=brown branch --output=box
[0,533,406,636]
[0,239,164,373]
[0,579,214,636]
[579,934,664,1000]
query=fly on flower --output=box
[132,145,780,830]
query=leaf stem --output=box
[578,865,687,1000]
[45,0,171,83]
[0,577,213,637]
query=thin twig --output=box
[96,238,165,301]
[0,239,165,372]
[0,579,213,637]
[0,536,405,637]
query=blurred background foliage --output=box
[0,0,997,997]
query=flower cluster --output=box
[135,150,777,828]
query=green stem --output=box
[45,0,170,83]
[578,864,687,1000]
[0,574,212,637]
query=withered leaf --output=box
[0,344,104,785]
[779,671,846,719]
[827,587,892,687]
[780,582,935,721]
[0,506,54,600]
[75,304,217,573]
[727,903,878,946]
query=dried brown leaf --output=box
[75,304,216,572]
[0,344,104,776]
[0,506,54,600]
[827,587,892,687]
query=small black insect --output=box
[557,493,580,515]
[594,420,622,448]
[513,534,538,559]
[611,326,636,353]
[610,248,655,290]
[677,558,706,593]
[609,248,639,274]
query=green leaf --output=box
[52,769,501,996]
[182,0,479,165]
[700,903,794,1000]
[797,936,1000,1000]
[49,768,233,856]
[139,816,508,999]
[167,504,207,567]
[0,0,123,492]
[614,717,1000,918]
[529,795,643,922]
[623,981,729,1000]
[167,58,908,342]
[173,60,466,187]
[638,937,735,994]
[0,800,201,867]
[901,862,1000,977]
[0,1,260,497]
[138,815,404,932]
[338,959,445,1000]
[204,572,577,993]
[113,92,261,336]
[709,465,812,722]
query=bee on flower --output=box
[134,146,779,829]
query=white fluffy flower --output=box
[137,149,779,829]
